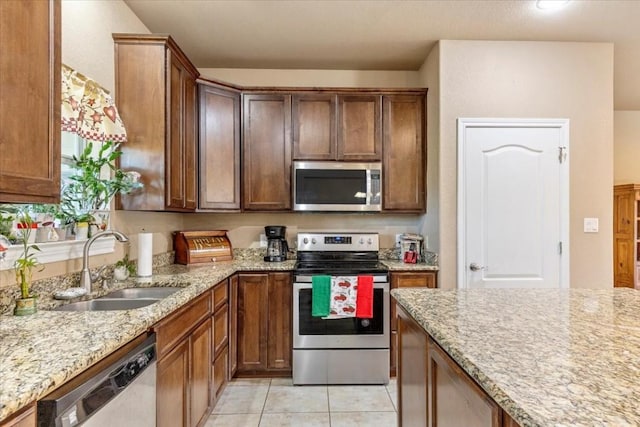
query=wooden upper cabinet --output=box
[198,83,241,210]
[0,0,60,203]
[242,93,292,210]
[338,95,382,161]
[292,93,381,161]
[292,94,337,160]
[382,94,426,212]
[113,34,199,212]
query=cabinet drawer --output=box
[155,291,211,358]
[213,304,229,358]
[213,346,229,401]
[213,280,228,312]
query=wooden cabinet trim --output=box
[0,403,35,427]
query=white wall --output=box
[417,44,440,255]
[614,111,640,184]
[435,40,614,289]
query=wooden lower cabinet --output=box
[237,272,292,375]
[211,279,231,406]
[229,275,238,378]
[390,271,437,376]
[397,310,429,427]
[396,305,521,427]
[155,292,212,427]
[157,338,190,427]
[0,404,35,427]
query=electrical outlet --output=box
[395,233,402,248]
[259,234,268,248]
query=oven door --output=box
[293,280,389,349]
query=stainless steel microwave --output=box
[293,161,381,212]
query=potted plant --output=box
[13,211,43,316]
[114,253,135,281]
[60,140,142,237]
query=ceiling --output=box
[124,0,640,110]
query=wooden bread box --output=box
[174,231,233,265]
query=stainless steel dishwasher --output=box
[38,334,156,427]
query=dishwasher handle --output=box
[37,334,156,427]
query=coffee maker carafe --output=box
[264,225,289,262]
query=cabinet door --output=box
[213,304,229,357]
[242,94,292,210]
[267,272,292,370]
[292,94,336,160]
[229,275,238,378]
[183,72,198,210]
[213,346,229,401]
[167,53,187,210]
[157,338,189,427]
[237,274,269,372]
[0,0,60,204]
[190,318,212,427]
[382,95,426,212]
[614,237,634,287]
[614,190,634,235]
[429,338,502,427]
[397,308,429,427]
[337,95,381,161]
[199,84,241,210]
[114,38,167,211]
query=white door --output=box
[457,119,569,289]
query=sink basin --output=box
[53,298,159,312]
[104,287,182,299]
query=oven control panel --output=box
[297,232,379,252]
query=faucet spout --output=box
[79,230,129,293]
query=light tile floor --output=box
[204,378,398,427]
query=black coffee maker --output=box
[264,225,289,262]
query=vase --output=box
[14,296,37,316]
[114,266,130,281]
[75,222,89,240]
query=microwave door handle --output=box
[366,169,371,205]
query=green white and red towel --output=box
[312,275,373,319]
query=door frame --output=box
[456,118,570,289]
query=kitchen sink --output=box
[104,287,182,299]
[53,298,159,312]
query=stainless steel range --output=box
[292,232,390,385]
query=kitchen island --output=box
[391,287,640,427]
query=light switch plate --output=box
[584,218,599,233]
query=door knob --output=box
[469,263,485,272]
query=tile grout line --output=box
[257,378,272,426]
[327,384,332,427]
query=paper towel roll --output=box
[137,232,153,277]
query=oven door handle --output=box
[293,281,388,290]
[294,275,389,284]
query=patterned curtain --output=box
[61,64,127,142]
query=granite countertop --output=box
[391,287,640,427]
[0,259,295,422]
[380,260,439,271]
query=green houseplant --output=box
[13,210,43,315]
[60,140,142,236]
[114,253,135,281]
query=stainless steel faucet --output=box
[79,230,129,293]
